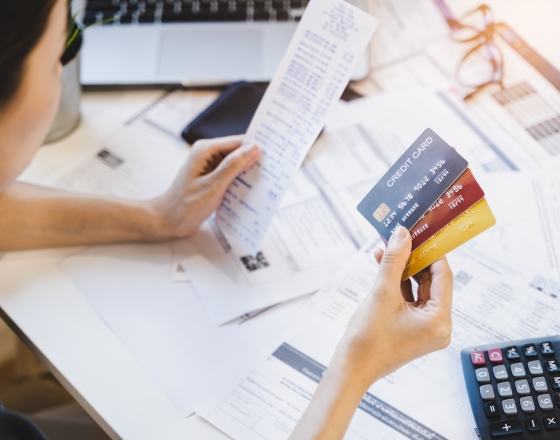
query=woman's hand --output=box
[148,135,260,240]
[338,225,454,391]
[290,226,453,440]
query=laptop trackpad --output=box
[158,28,263,79]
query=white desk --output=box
[1,1,560,439]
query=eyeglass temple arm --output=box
[464,81,503,101]
[432,0,463,31]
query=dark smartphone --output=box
[181,81,268,145]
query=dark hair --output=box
[0,0,58,109]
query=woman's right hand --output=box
[336,225,454,392]
[147,135,260,240]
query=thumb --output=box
[377,226,412,286]
[212,144,260,186]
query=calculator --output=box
[461,336,560,438]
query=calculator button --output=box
[546,359,560,372]
[515,379,531,395]
[471,351,485,365]
[480,384,495,401]
[484,401,500,418]
[511,363,526,378]
[524,344,538,357]
[489,419,522,437]
[488,348,503,363]
[525,416,541,433]
[533,377,548,392]
[538,394,554,411]
[497,382,513,397]
[540,341,555,355]
[505,346,520,359]
[544,415,560,430]
[551,375,560,389]
[556,392,560,405]
[475,368,491,383]
[502,399,518,415]
[492,365,508,380]
[520,396,536,413]
[528,360,544,376]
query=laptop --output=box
[80,0,371,87]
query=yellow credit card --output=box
[402,198,496,280]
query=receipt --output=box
[215,0,379,254]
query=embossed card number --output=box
[357,128,469,242]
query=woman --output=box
[0,1,453,439]
[0,0,260,250]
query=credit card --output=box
[402,198,496,280]
[410,168,485,251]
[357,128,469,242]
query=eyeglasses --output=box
[61,21,83,66]
[446,4,505,101]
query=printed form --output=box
[60,243,309,417]
[475,171,560,282]
[197,242,560,440]
[215,0,379,255]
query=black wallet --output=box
[181,81,268,145]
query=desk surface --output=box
[1,1,560,439]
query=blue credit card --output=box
[357,128,469,242]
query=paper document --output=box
[369,0,449,69]
[215,0,379,255]
[47,148,143,199]
[475,171,560,282]
[370,53,451,91]
[197,241,560,440]
[60,244,309,417]
[40,91,216,200]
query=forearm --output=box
[0,182,164,250]
[290,349,378,440]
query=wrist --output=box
[328,343,383,398]
[137,199,173,242]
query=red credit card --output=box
[410,168,485,251]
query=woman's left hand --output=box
[148,135,260,240]
[289,227,453,440]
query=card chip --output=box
[373,203,391,222]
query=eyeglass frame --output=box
[439,3,506,101]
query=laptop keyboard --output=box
[83,0,310,25]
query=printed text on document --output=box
[215,0,379,254]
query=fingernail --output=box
[389,225,408,245]
[246,145,260,159]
